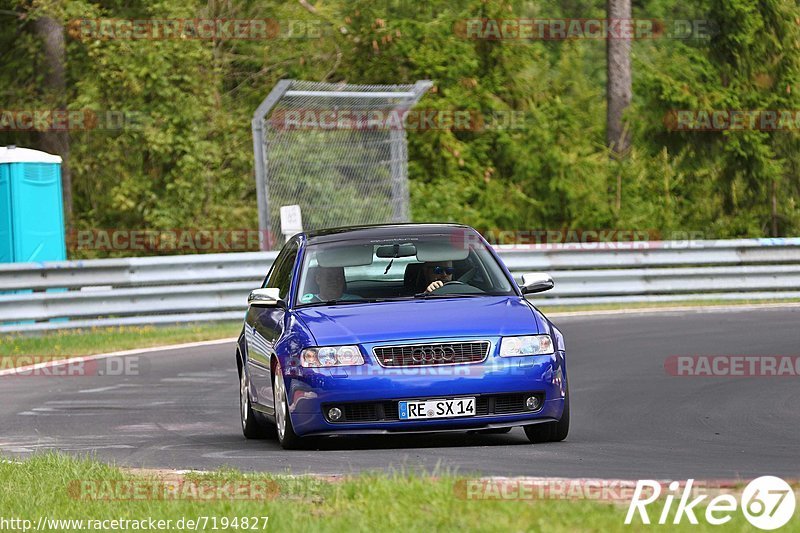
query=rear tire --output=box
[524,391,570,444]
[273,360,303,449]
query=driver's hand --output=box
[425,280,444,293]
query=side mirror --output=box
[519,272,554,294]
[247,287,286,307]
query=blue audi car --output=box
[236,223,568,449]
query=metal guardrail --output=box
[2,238,800,332]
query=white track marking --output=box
[0,337,237,378]
[79,384,133,394]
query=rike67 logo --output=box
[626,476,796,530]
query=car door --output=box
[245,239,299,410]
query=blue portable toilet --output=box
[0,146,67,263]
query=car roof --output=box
[302,223,475,245]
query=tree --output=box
[34,13,72,229]
[606,0,632,155]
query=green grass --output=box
[0,453,784,532]
[0,322,240,361]
[538,297,800,314]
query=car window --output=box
[295,232,515,305]
[264,239,299,300]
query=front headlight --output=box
[499,335,554,357]
[301,345,364,367]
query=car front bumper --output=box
[283,351,567,436]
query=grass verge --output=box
[0,322,240,361]
[0,453,776,532]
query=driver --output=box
[423,261,454,293]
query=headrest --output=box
[403,262,425,290]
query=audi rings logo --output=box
[411,346,456,364]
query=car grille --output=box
[323,392,542,423]
[343,402,378,422]
[494,394,528,414]
[373,341,490,367]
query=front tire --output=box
[240,364,271,439]
[524,391,570,444]
[273,359,303,449]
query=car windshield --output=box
[295,232,516,306]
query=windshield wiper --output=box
[301,297,408,307]
[413,292,486,299]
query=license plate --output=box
[398,397,476,420]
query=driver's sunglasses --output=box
[430,266,454,275]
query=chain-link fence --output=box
[251,80,431,250]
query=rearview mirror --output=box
[519,272,554,294]
[375,243,417,258]
[247,287,285,307]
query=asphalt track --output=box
[1,307,798,479]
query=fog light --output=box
[328,407,343,421]
[525,396,541,411]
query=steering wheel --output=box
[430,280,467,293]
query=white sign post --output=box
[279,205,303,240]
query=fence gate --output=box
[251,79,432,250]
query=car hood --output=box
[294,296,544,346]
